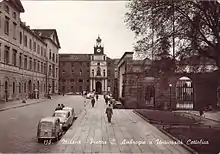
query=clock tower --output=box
[90,35,108,94]
[94,35,104,54]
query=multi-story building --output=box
[0,0,60,102]
[59,36,118,95]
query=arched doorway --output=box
[5,81,8,102]
[176,76,194,109]
[96,81,102,94]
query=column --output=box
[93,79,96,91]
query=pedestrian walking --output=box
[96,94,99,101]
[91,97,95,108]
[105,97,108,105]
[106,104,113,123]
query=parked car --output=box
[37,117,62,143]
[62,107,76,122]
[113,102,123,109]
[66,92,73,95]
[53,110,72,130]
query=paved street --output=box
[50,97,190,154]
[0,95,85,153]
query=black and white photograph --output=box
[0,0,220,153]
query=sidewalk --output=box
[0,95,61,112]
[51,97,190,153]
[176,110,220,123]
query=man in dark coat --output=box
[106,104,113,123]
[91,98,95,108]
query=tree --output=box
[125,0,220,67]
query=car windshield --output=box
[54,113,66,118]
[40,122,53,129]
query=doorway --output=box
[96,81,102,94]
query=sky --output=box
[20,0,136,59]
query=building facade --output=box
[117,52,219,110]
[59,36,118,95]
[0,0,60,102]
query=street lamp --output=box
[169,83,172,110]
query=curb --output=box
[133,110,198,154]
[181,112,220,123]
[0,96,62,112]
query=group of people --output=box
[88,93,113,123]
[55,104,65,111]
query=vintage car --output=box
[113,102,123,109]
[62,107,76,121]
[37,117,62,143]
[53,110,72,130]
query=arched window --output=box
[103,70,106,76]
[97,67,101,76]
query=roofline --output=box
[20,23,47,45]
[33,29,61,48]
[117,52,134,65]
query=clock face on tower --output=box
[97,49,101,53]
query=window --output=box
[24,55,27,69]
[56,68,58,77]
[24,35,27,47]
[41,46,43,56]
[33,42,36,51]
[49,51,51,60]
[53,53,55,62]
[97,67,101,76]
[56,54,58,63]
[92,69,94,76]
[19,83,21,93]
[13,22,17,39]
[79,79,83,82]
[19,53,22,68]
[71,69,74,74]
[80,69,82,76]
[29,58,32,70]
[37,45,40,53]
[37,61,40,72]
[29,39,32,50]
[4,46,9,64]
[4,5,9,13]
[13,82,15,94]
[103,70,106,76]
[12,12,16,19]
[12,49,17,66]
[44,49,46,57]
[24,82,26,93]
[4,16,9,35]
[20,32,22,44]
[97,62,100,66]
[34,59,36,71]
[41,62,43,73]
